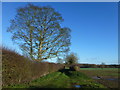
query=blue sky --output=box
[2,2,118,64]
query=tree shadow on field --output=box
[29,85,61,88]
[28,86,41,88]
[58,68,73,76]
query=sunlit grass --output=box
[80,68,119,77]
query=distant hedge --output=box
[2,47,64,86]
[72,64,120,68]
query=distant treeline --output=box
[74,64,120,68]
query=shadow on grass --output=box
[29,85,62,88]
[58,68,76,77]
[58,68,71,75]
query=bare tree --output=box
[7,4,71,61]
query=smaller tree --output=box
[57,57,63,64]
[101,62,106,65]
[101,62,106,69]
[65,52,78,65]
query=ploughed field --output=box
[3,68,119,89]
[79,68,119,89]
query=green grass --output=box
[29,72,70,88]
[80,68,119,77]
[66,71,106,88]
[4,71,106,88]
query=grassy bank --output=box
[3,71,106,88]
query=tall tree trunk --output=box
[30,28,33,59]
[37,41,43,60]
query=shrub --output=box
[2,47,32,86]
[70,65,80,71]
[73,66,80,71]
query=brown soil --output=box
[79,69,119,89]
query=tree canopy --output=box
[7,4,71,61]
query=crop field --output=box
[80,68,119,70]
[79,68,119,88]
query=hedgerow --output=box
[2,47,64,86]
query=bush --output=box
[70,65,80,71]
[73,66,80,71]
[2,47,31,86]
